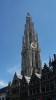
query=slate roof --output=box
[0,86,8,93]
[35,73,41,79]
[24,76,30,84]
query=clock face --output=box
[31,42,37,48]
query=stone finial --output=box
[27,12,30,17]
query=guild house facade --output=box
[0,13,56,100]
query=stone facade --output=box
[6,56,56,100]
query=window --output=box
[44,74,47,81]
[30,90,32,95]
[2,97,4,100]
[37,87,39,93]
[55,77,56,85]
[46,85,49,92]
[24,84,25,87]
[41,86,45,93]
[33,89,35,95]
[50,83,54,91]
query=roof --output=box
[0,86,8,93]
[13,72,22,80]
[17,75,22,80]
[35,73,41,79]
[24,76,30,84]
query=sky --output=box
[0,0,56,88]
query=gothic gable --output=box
[29,73,40,88]
[42,63,49,73]
[12,72,20,86]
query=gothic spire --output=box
[21,13,42,77]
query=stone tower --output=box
[21,13,41,77]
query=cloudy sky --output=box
[0,0,56,88]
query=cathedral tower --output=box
[21,13,41,77]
